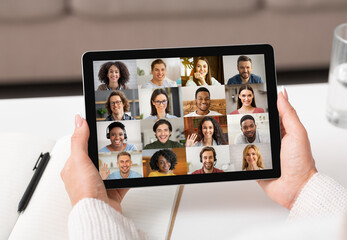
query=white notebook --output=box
[0,133,182,240]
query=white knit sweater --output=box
[68,173,347,239]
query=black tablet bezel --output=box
[82,44,281,189]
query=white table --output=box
[1,83,346,239]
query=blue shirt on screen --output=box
[227,73,263,85]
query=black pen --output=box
[17,152,51,213]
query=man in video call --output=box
[192,146,224,174]
[184,87,222,117]
[143,119,183,149]
[227,55,263,85]
[142,59,177,88]
[234,115,270,144]
[101,151,142,180]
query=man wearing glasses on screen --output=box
[184,87,222,117]
[191,147,224,174]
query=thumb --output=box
[277,91,304,134]
[70,114,90,156]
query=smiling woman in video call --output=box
[99,122,137,152]
[148,149,177,177]
[230,84,265,114]
[242,144,264,171]
[186,116,227,147]
[146,88,177,119]
[185,57,221,86]
[97,61,130,90]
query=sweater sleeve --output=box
[68,198,148,240]
[289,173,347,220]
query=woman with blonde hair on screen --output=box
[242,144,264,171]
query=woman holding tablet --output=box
[148,149,177,177]
[230,84,264,114]
[186,117,226,147]
[105,91,134,121]
[185,57,221,86]
[97,61,130,90]
[242,144,264,171]
[146,89,177,119]
[99,122,137,152]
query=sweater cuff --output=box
[289,173,347,220]
[68,198,148,240]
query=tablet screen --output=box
[82,45,281,188]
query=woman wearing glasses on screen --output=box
[230,84,264,114]
[97,61,130,90]
[242,144,264,171]
[185,57,221,86]
[146,89,177,119]
[186,116,227,147]
[105,91,134,121]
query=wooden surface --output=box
[183,99,226,115]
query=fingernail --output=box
[281,86,288,101]
[75,113,82,128]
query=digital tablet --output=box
[82,44,281,189]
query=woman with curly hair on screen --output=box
[97,61,130,90]
[186,116,227,147]
[242,144,265,171]
[148,149,177,177]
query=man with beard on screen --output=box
[191,146,224,174]
[100,151,141,180]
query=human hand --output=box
[61,114,129,213]
[100,162,110,180]
[194,72,206,85]
[258,89,317,209]
[186,133,198,147]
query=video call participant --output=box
[105,91,134,121]
[146,89,177,119]
[226,55,263,85]
[185,57,221,86]
[184,87,222,117]
[99,122,137,152]
[242,144,265,171]
[142,59,177,88]
[234,115,270,144]
[191,146,224,174]
[99,151,142,180]
[186,116,227,147]
[143,119,183,149]
[230,84,264,114]
[148,149,177,177]
[97,61,130,90]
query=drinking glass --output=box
[326,23,347,128]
